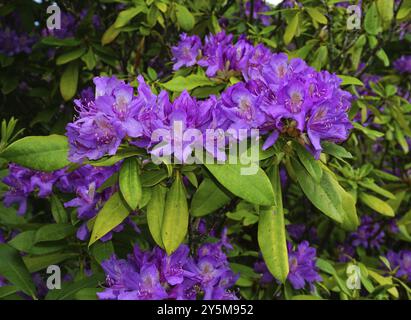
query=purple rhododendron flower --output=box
[254,241,321,290]
[171,33,201,70]
[350,215,385,250]
[393,55,411,74]
[98,233,238,300]
[386,250,411,281]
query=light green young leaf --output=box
[205,163,275,206]
[359,193,395,217]
[258,165,289,283]
[89,192,131,246]
[60,61,79,101]
[119,157,142,210]
[56,47,86,65]
[161,173,189,255]
[147,184,167,248]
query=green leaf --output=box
[321,141,353,159]
[0,244,36,298]
[74,288,100,300]
[258,165,289,283]
[0,286,18,298]
[364,2,380,35]
[306,7,327,24]
[0,135,70,171]
[90,241,114,264]
[175,4,195,31]
[191,178,231,217]
[119,157,142,210]
[56,47,86,65]
[161,74,214,92]
[147,184,167,248]
[161,173,189,255]
[291,158,342,222]
[358,180,396,199]
[41,37,81,47]
[35,224,75,243]
[89,192,131,246]
[337,75,364,86]
[101,23,121,46]
[60,61,79,101]
[376,0,393,29]
[45,274,104,300]
[284,13,299,45]
[86,147,145,167]
[23,252,77,273]
[81,48,96,70]
[51,195,69,224]
[359,193,395,217]
[205,163,275,206]
[368,269,399,298]
[376,49,390,67]
[141,169,168,187]
[353,122,384,140]
[291,158,358,229]
[114,7,144,28]
[293,142,322,183]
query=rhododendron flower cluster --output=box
[66,32,353,162]
[98,236,238,300]
[172,32,353,158]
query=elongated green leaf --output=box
[284,13,299,45]
[87,148,144,167]
[377,0,393,29]
[294,142,322,182]
[41,37,81,47]
[368,269,399,298]
[0,135,70,171]
[291,158,343,223]
[35,224,75,243]
[23,252,77,273]
[161,173,189,255]
[258,165,289,283]
[147,184,167,248]
[358,181,395,199]
[119,157,142,210]
[101,23,121,46]
[306,7,327,24]
[56,47,86,65]
[359,193,395,217]
[321,141,353,159]
[191,178,231,217]
[205,163,275,206]
[175,4,195,31]
[364,2,380,35]
[89,192,130,246]
[60,61,79,101]
[0,244,36,298]
[141,169,168,187]
[162,74,214,92]
[338,75,364,86]
[51,194,68,224]
[114,7,144,28]
[45,274,104,300]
